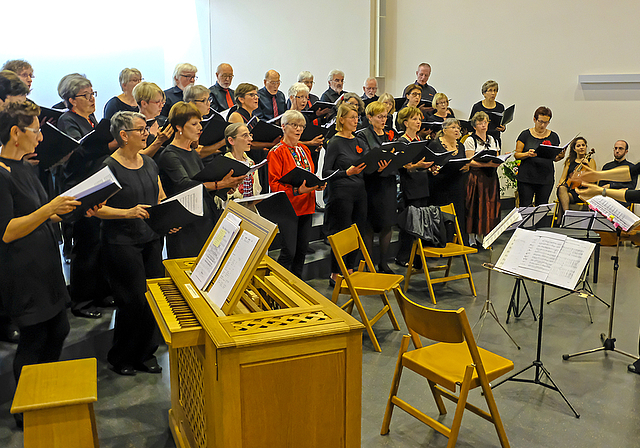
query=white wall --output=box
[208,0,371,101]
[389,0,640,170]
[0,0,211,120]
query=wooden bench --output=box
[11,358,99,448]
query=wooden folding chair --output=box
[381,289,514,447]
[328,224,402,352]
[403,203,477,304]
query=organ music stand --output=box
[488,229,594,418]
[505,204,554,323]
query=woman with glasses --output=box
[184,84,225,161]
[428,92,455,123]
[159,102,245,258]
[324,104,367,286]
[288,82,324,150]
[514,106,562,206]
[428,118,470,243]
[224,123,260,211]
[103,68,142,120]
[93,111,169,376]
[464,112,502,247]
[379,92,396,133]
[469,80,506,145]
[395,84,423,132]
[0,101,81,426]
[58,74,98,140]
[268,110,325,278]
[133,81,174,159]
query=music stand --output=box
[488,228,594,418]
[473,208,521,349]
[505,204,554,322]
[562,227,639,363]
[546,211,610,322]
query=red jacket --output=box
[267,142,316,216]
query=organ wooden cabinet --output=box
[146,202,364,448]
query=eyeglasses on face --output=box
[124,126,150,134]
[75,91,97,100]
[180,74,198,81]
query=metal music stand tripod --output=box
[562,227,638,363]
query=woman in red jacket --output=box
[267,110,325,278]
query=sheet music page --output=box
[163,184,203,216]
[234,191,283,205]
[483,208,522,248]
[246,159,268,176]
[62,166,120,199]
[207,230,259,308]
[494,229,565,282]
[546,238,595,290]
[587,195,640,231]
[190,217,241,290]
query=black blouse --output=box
[323,135,365,198]
[101,155,160,245]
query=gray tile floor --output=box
[2,236,640,447]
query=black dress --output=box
[102,155,163,369]
[0,157,69,327]
[356,126,397,231]
[158,144,217,258]
[469,100,505,143]
[103,96,139,120]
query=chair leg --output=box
[446,364,475,448]
[481,381,511,448]
[404,241,418,292]
[331,278,342,304]
[444,257,453,278]
[462,254,477,296]
[382,291,400,330]
[381,335,411,435]
[427,379,447,415]
[352,294,381,352]
[420,250,437,305]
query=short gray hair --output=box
[183,84,211,103]
[288,82,309,98]
[172,63,197,85]
[61,75,92,108]
[364,77,377,85]
[110,111,146,147]
[281,109,305,127]
[338,92,365,114]
[481,80,499,95]
[119,68,142,89]
[327,69,344,81]
[297,71,313,82]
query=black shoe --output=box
[378,263,395,274]
[96,296,115,308]
[306,246,315,254]
[14,412,23,430]
[71,309,102,319]
[111,365,137,376]
[135,359,162,374]
[628,360,640,375]
[395,258,409,268]
[0,324,19,344]
[329,277,336,288]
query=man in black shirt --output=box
[361,77,378,101]
[162,63,197,117]
[599,140,637,206]
[209,63,235,112]
[256,69,286,120]
[407,62,437,114]
[321,69,345,103]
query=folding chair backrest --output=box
[328,224,361,259]
[396,290,464,344]
[439,203,464,245]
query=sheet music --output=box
[162,184,203,216]
[233,191,283,205]
[190,216,241,290]
[207,230,259,308]
[587,195,640,232]
[246,159,268,176]
[219,107,233,121]
[495,228,595,290]
[61,166,121,199]
[483,208,522,248]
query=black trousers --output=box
[326,189,367,273]
[104,239,163,368]
[69,217,110,311]
[277,213,312,279]
[518,181,553,207]
[14,309,69,383]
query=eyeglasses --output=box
[149,99,166,105]
[75,91,97,100]
[286,123,306,130]
[20,72,35,79]
[124,126,150,134]
[245,92,259,98]
[303,80,315,86]
[129,78,143,83]
[295,95,309,100]
[194,97,213,103]
[536,119,550,125]
[219,74,234,80]
[444,126,461,132]
[180,74,198,81]
[238,132,252,139]
[436,101,448,106]
[24,127,41,135]
[408,92,421,97]
[266,80,281,86]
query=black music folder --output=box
[355,144,397,175]
[300,122,328,142]
[146,185,203,235]
[500,104,515,126]
[199,112,229,146]
[535,141,570,159]
[278,166,337,188]
[38,106,67,127]
[472,150,512,165]
[59,166,121,222]
[246,116,283,142]
[36,123,81,170]
[411,143,455,166]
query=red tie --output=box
[272,96,278,117]
[224,89,233,108]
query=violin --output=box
[567,148,595,188]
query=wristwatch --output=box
[602,187,607,197]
